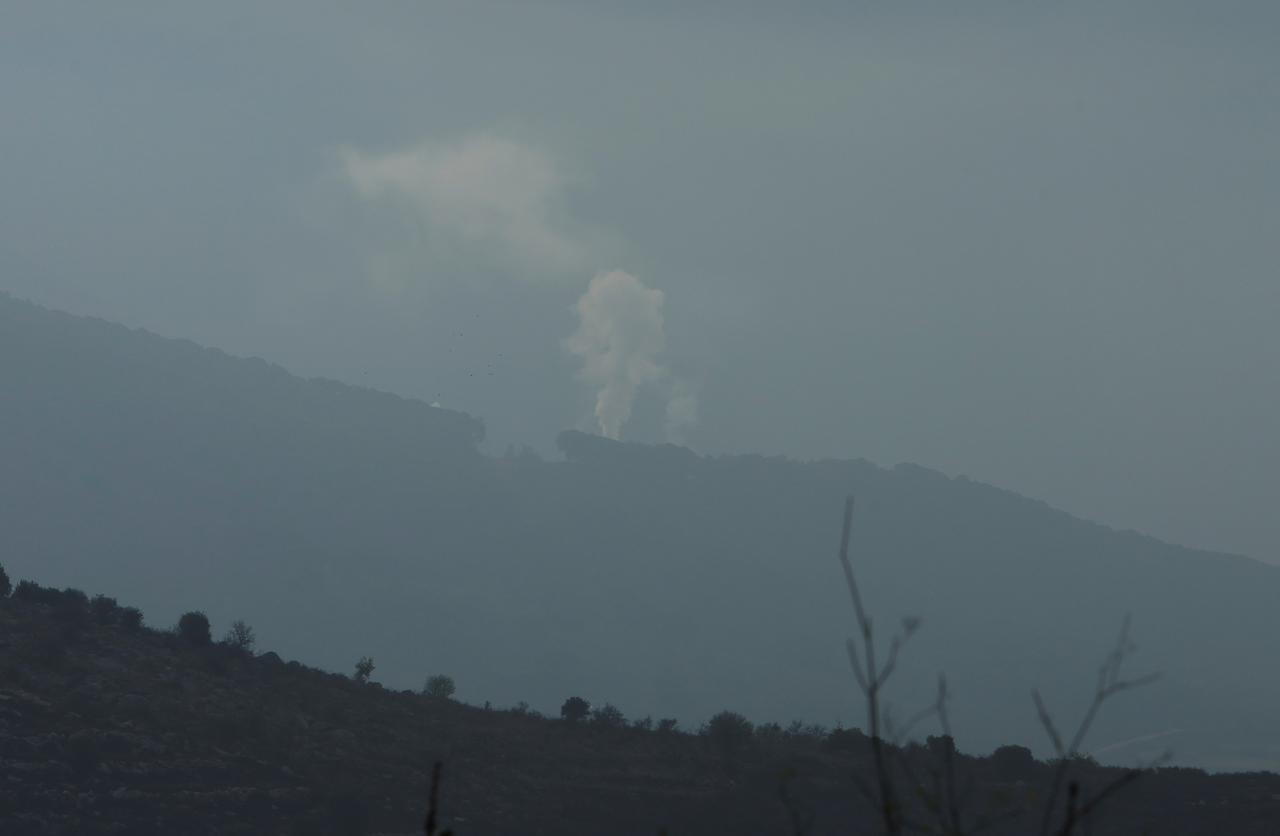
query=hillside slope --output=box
[3,292,1279,769]
[3,590,1280,835]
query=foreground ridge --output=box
[2,578,1280,835]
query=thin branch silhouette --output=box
[835,495,1162,836]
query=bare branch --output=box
[838,496,903,835]
[831,499,1158,836]
[1037,617,1161,836]
[847,638,871,694]
[1033,691,1067,758]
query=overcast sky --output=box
[3,1,1277,562]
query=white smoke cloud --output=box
[341,132,700,442]
[340,134,587,277]
[664,378,699,445]
[565,270,667,440]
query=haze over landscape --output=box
[2,2,1279,833]
[5,1,1278,563]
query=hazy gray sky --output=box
[3,1,1277,562]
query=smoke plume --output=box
[342,132,700,442]
[340,134,587,278]
[664,378,699,444]
[566,270,667,440]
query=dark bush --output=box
[53,588,90,627]
[177,611,212,646]
[61,587,89,607]
[222,619,256,652]
[353,656,375,683]
[0,563,9,598]
[826,726,869,753]
[560,696,590,722]
[90,594,119,624]
[423,674,456,700]
[755,721,784,740]
[990,744,1036,777]
[14,581,59,606]
[657,718,680,734]
[786,720,827,739]
[590,703,627,729]
[927,734,958,760]
[705,710,755,768]
[120,607,144,630]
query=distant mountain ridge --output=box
[3,292,1278,771]
[0,291,484,448]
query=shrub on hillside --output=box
[754,721,786,744]
[560,696,590,723]
[927,733,958,760]
[705,710,755,766]
[120,607,144,630]
[52,588,91,627]
[61,587,89,607]
[0,562,10,598]
[423,674,456,700]
[222,619,256,652]
[13,581,66,606]
[353,656,375,683]
[177,611,212,646]
[990,744,1036,778]
[90,594,119,624]
[590,703,627,729]
[825,726,869,753]
[13,582,95,618]
[786,720,827,739]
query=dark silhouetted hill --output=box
[3,292,1280,770]
[3,585,1280,835]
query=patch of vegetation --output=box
[559,696,590,723]
[589,702,627,730]
[222,619,256,653]
[177,611,213,646]
[423,674,456,700]
[1,506,1274,836]
[120,606,144,630]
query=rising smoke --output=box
[565,270,667,440]
[664,378,699,445]
[343,135,697,442]
[340,134,587,278]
